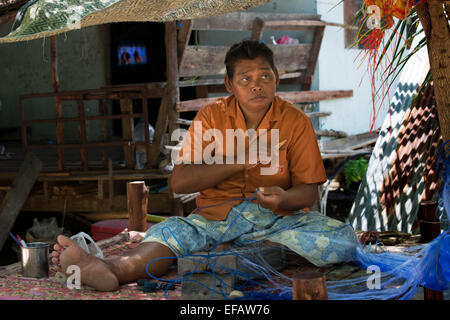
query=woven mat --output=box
[0,230,181,300]
[0,0,271,43]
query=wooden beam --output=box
[177,90,353,112]
[315,129,347,138]
[278,90,353,103]
[177,20,193,69]
[176,71,307,90]
[305,111,332,118]
[180,44,311,78]
[0,152,42,251]
[304,26,325,89]
[320,132,378,151]
[262,19,328,29]
[16,193,174,214]
[192,12,321,30]
[37,172,170,182]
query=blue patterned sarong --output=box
[143,202,359,267]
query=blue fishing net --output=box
[145,141,449,300]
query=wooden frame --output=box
[19,85,163,171]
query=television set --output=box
[117,45,148,66]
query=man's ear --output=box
[224,74,233,93]
[274,67,280,86]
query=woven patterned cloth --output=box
[0,0,270,43]
[347,32,444,233]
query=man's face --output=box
[225,56,279,114]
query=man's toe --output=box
[57,235,74,248]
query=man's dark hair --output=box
[224,40,275,79]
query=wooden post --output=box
[418,201,440,243]
[150,21,180,167]
[97,179,104,200]
[77,97,88,171]
[416,1,450,142]
[50,36,65,171]
[292,271,328,300]
[142,97,151,169]
[98,99,108,169]
[126,181,149,232]
[417,200,444,300]
[120,98,136,169]
[108,158,114,210]
[251,17,265,41]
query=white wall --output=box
[317,2,399,136]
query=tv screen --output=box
[117,45,147,66]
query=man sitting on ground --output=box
[51,40,359,292]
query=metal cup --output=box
[21,242,49,278]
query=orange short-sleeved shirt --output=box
[175,95,327,221]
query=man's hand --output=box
[255,186,286,210]
[255,183,319,212]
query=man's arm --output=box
[255,183,319,211]
[170,163,245,194]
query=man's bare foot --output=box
[51,235,119,292]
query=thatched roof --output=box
[0,0,26,26]
[0,0,270,43]
[0,0,26,11]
